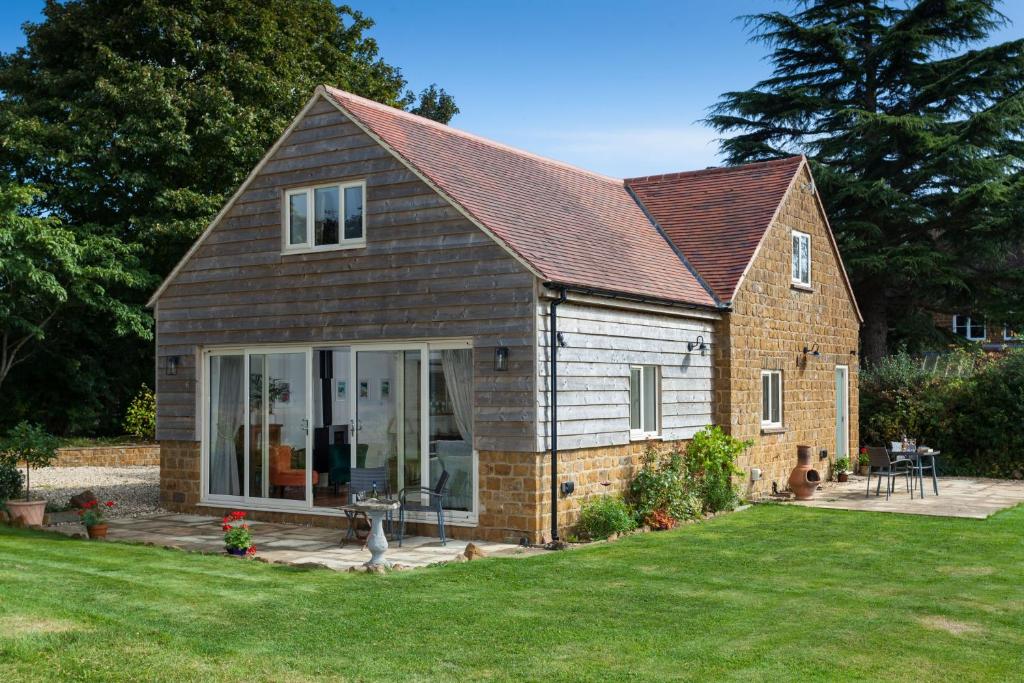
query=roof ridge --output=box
[322,85,624,186]
[625,155,804,184]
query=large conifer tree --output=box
[707,0,1024,361]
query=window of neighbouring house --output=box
[791,230,811,286]
[761,369,782,429]
[953,315,986,341]
[629,365,660,439]
[1004,325,1023,341]
[284,180,365,252]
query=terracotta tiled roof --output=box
[626,157,804,303]
[324,86,717,308]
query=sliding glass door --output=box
[206,349,311,506]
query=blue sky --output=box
[1,1,1021,177]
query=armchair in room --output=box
[269,445,318,496]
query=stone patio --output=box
[789,475,1024,519]
[49,513,539,571]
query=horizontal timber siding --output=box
[536,302,714,451]
[155,96,537,451]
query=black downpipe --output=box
[549,287,567,541]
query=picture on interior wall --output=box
[359,381,368,398]
[380,379,390,399]
[336,380,346,400]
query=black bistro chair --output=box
[865,446,912,500]
[397,470,450,547]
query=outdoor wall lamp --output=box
[494,346,509,372]
[556,331,568,348]
[165,355,179,376]
[687,335,707,352]
[802,343,820,358]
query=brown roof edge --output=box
[625,155,806,184]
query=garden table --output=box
[890,449,940,498]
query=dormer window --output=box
[284,180,365,253]
[791,230,810,287]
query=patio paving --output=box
[788,475,1024,519]
[48,513,540,571]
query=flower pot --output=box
[837,472,849,483]
[225,546,251,557]
[86,524,108,539]
[6,500,47,527]
[859,465,870,476]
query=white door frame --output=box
[835,365,849,460]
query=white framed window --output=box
[1004,325,1023,341]
[953,315,986,341]
[761,369,783,429]
[283,180,366,252]
[629,365,660,439]
[791,230,811,286]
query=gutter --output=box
[548,286,567,542]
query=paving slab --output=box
[788,476,1024,519]
[48,512,534,571]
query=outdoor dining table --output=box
[890,449,940,498]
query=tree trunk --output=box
[857,282,888,364]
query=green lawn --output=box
[2,505,1023,682]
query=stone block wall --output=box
[50,444,160,467]
[716,165,861,496]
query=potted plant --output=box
[834,456,850,483]
[222,511,256,557]
[858,449,870,476]
[0,459,24,522]
[0,422,59,526]
[78,499,116,538]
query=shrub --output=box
[685,426,751,513]
[0,421,59,501]
[576,495,636,540]
[123,384,156,441]
[0,460,23,504]
[628,444,700,526]
[834,456,850,476]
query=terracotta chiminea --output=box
[788,445,821,500]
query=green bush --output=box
[577,495,636,540]
[0,421,59,501]
[685,426,751,513]
[860,349,1024,478]
[123,384,156,441]
[628,445,700,525]
[0,460,23,504]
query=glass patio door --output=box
[352,349,424,498]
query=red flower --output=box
[222,524,232,531]
[83,500,97,509]
[105,501,115,507]
[246,545,256,556]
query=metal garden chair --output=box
[865,446,912,500]
[397,469,450,547]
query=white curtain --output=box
[441,349,474,445]
[210,356,243,496]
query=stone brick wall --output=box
[716,165,861,496]
[51,444,160,467]
[160,440,201,510]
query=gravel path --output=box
[28,466,161,519]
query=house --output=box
[935,313,1024,352]
[149,86,861,543]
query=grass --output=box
[2,505,1023,682]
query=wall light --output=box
[494,347,509,372]
[166,356,179,376]
[802,343,820,358]
[687,335,707,352]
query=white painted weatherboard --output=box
[535,302,714,451]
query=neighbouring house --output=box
[149,86,861,543]
[934,313,1024,352]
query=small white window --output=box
[1004,325,1022,341]
[953,315,986,341]
[284,180,366,252]
[761,369,782,429]
[629,365,660,439]
[791,230,811,286]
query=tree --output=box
[706,0,1024,361]
[0,0,457,433]
[0,180,150,392]
[408,84,460,124]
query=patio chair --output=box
[909,449,939,497]
[342,466,391,545]
[397,469,450,548]
[865,446,912,500]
